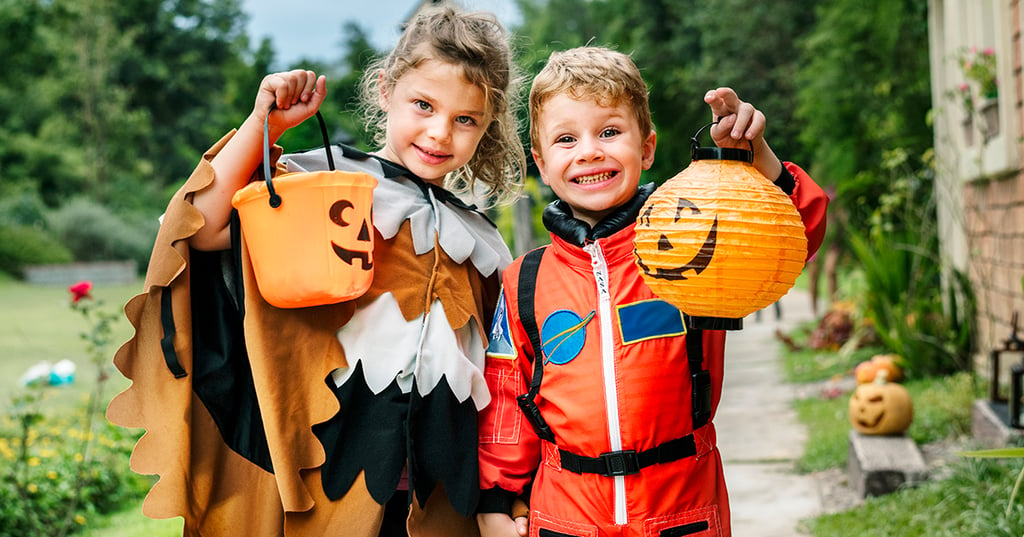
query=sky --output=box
[240,0,522,69]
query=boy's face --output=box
[532,94,656,227]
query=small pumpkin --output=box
[854,354,904,384]
[848,370,913,435]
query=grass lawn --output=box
[0,275,139,407]
[1,275,183,536]
[780,313,1024,536]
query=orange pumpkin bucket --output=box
[231,109,377,308]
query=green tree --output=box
[512,0,816,182]
[795,0,932,207]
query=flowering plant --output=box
[2,281,142,534]
[947,82,974,116]
[69,280,117,384]
[959,46,998,99]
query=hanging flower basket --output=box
[978,97,999,138]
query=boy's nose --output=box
[576,139,604,162]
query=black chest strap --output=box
[514,247,555,443]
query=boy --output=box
[476,47,828,537]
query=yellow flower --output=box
[74,453,84,462]
[27,483,38,493]
[75,514,86,525]
[27,457,41,466]
[47,470,58,480]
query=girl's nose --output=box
[427,117,452,142]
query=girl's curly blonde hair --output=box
[358,4,525,207]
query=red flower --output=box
[69,281,93,303]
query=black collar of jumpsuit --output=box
[542,182,657,247]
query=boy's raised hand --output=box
[255,69,327,142]
[703,87,782,181]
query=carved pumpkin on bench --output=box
[848,370,913,435]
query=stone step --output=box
[847,430,928,498]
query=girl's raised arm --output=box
[190,70,326,251]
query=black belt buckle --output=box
[517,394,555,442]
[599,449,640,477]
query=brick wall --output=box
[966,0,1024,360]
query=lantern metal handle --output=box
[690,121,755,163]
[260,103,337,208]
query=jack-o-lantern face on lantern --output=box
[635,199,717,281]
[632,158,808,320]
[330,199,374,270]
[848,375,913,435]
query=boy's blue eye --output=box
[555,135,575,144]
[415,100,432,112]
[600,128,620,138]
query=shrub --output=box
[0,225,74,277]
[0,191,49,228]
[0,396,150,536]
[47,198,155,268]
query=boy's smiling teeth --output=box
[573,171,613,184]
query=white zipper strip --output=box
[584,241,627,524]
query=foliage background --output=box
[0,0,934,278]
[3,0,972,534]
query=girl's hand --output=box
[704,87,781,180]
[478,512,529,537]
[254,69,327,141]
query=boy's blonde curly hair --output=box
[359,4,525,207]
[529,46,653,150]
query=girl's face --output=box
[378,58,491,186]
[531,93,656,227]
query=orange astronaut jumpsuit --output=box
[478,163,828,537]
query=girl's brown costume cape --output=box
[107,131,509,536]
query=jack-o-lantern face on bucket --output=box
[635,198,717,281]
[330,199,373,270]
[231,169,377,308]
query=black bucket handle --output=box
[690,120,755,163]
[261,103,336,208]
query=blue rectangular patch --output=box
[617,299,686,345]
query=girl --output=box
[107,5,525,537]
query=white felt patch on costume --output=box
[331,292,491,410]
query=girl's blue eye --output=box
[415,100,432,111]
[456,116,477,126]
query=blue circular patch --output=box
[541,310,592,365]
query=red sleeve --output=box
[478,280,542,513]
[784,162,829,260]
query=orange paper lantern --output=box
[633,124,807,321]
[231,110,377,308]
